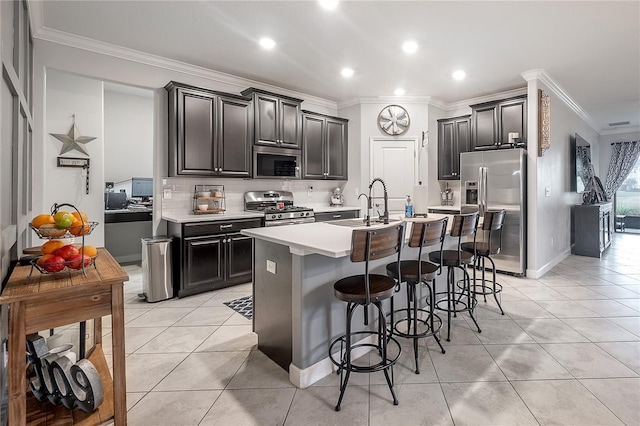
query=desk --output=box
[0,249,128,425]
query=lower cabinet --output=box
[572,203,612,258]
[314,209,359,222]
[168,218,262,297]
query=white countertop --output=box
[162,210,263,223]
[241,213,451,258]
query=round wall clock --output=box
[378,105,410,135]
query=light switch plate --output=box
[163,189,172,199]
[267,260,277,274]
[545,188,551,197]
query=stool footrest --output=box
[456,279,503,296]
[329,331,401,374]
[391,308,443,339]
[434,291,478,314]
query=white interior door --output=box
[370,138,418,214]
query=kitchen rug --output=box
[223,295,253,320]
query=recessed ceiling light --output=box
[394,88,406,96]
[452,70,466,80]
[259,37,276,50]
[341,68,354,78]
[402,41,418,54]
[319,0,339,10]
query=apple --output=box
[55,244,80,260]
[67,253,91,270]
[41,255,65,273]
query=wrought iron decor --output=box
[538,89,551,156]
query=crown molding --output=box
[27,0,44,35]
[600,126,640,136]
[521,69,601,133]
[356,96,433,105]
[446,87,528,111]
[32,26,338,110]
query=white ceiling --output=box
[35,1,640,132]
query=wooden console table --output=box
[0,248,128,425]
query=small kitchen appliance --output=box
[244,190,315,226]
[330,188,344,206]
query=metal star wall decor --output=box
[50,115,96,156]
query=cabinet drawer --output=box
[183,218,262,237]
[315,210,359,222]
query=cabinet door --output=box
[438,120,457,180]
[456,117,471,155]
[255,94,279,146]
[471,104,498,149]
[177,89,217,175]
[183,236,224,296]
[325,118,347,180]
[225,233,254,286]
[279,99,301,149]
[302,114,326,179]
[218,96,252,177]
[498,98,527,145]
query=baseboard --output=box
[289,334,375,388]
[527,248,571,278]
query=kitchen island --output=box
[241,214,451,388]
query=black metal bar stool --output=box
[385,217,448,374]
[329,223,405,411]
[428,212,480,341]
[460,209,507,315]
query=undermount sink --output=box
[327,218,401,228]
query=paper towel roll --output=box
[413,185,429,215]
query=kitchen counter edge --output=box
[162,211,264,223]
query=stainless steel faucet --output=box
[358,193,371,226]
[368,178,389,224]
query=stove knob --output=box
[278,214,282,218]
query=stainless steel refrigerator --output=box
[460,148,527,276]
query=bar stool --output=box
[428,212,480,341]
[329,223,405,411]
[460,209,507,315]
[385,217,448,374]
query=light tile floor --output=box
[100,233,640,425]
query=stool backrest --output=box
[409,217,448,277]
[451,212,479,263]
[481,209,506,254]
[350,223,405,305]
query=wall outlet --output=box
[307,186,313,197]
[163,189,172,199]
[551,237,554,247]
[266,260,277,274]
[545,187,551,197]
[354,187,359,196]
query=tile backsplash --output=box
[161,177,345,215]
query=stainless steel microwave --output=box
[253,146,301,179]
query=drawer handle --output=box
[220,224,233,229]
[333,215,342,218]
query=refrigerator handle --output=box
[477,167,483,216]
[480,167,487,216]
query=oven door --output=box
[253,146,301,179]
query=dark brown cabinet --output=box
[437,115,471,180]
[471,96,527,149]
[302,111,348,180]
[314,209,360,222]
[241,88,302,149]
[572,203,612,258]
[168,218,262,297]
[166,81,252,177]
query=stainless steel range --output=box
[244,190,315,227]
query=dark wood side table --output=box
[0,248,128,425]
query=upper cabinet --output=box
[166,82,252,177]
[241,88,303,149]
[471,95,527,149]
[437,115,471,180]
[302,111,348,180]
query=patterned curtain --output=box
[604,140,640,199]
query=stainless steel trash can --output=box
[141,236,174,303]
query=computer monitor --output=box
[131,178,153,202]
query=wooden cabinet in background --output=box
[168,218,262,297]
[242,87,303,149]
[166,81,252,177]
[572,203,612,258]
[302,111,348,180]
[437,115,471,180]
[471,95,527,149]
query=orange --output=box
[69,219,91,236]
[81,245,98,257]
[72,211,88,223]
[41,240,65,254]
[32,214,55,228]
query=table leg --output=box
[111,283,127,425]
[8,301,26,426]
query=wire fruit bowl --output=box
[30,221,98,239]
[31,253,99,275]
